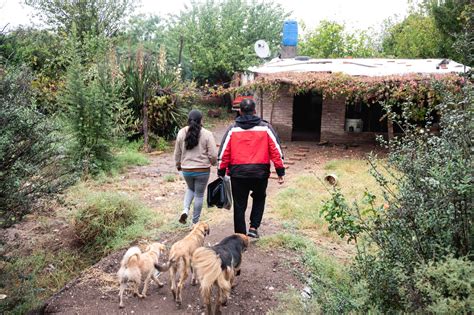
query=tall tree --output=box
[170,0,289,83]
[381,14,444,58]
[299,20,378,58]
[24,0,135,38]
[423,0,473,65]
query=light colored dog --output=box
[117,242,166,308]
[192,234,249,314]
[156,222,210,306]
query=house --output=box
[244,58,469,143]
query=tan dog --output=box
[117,242,166,308]
[192,234,249,314]
[156,222,210,306]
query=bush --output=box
[73,192,159,256]
[321,82,473,312]
[414,256,473,313]
[0,67,75,227]
[61,34,127,176]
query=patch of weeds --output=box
[0,249,92,314]
[73,191,163,258]
[150,135,170,151]
[163,174,176,182]
[268,288,321,315]
[111,141,150,170]
[259,233,361,314]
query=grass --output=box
[271,159,383,238]
[73,190,163,257]
[0,249,92,314]
[260,233,361,314]
[163,174,176,182]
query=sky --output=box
[0,0,409,32]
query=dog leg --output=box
[176,259,189,306]
[202,286,212,315]
[191,265,197,286]
[141,272,153,298]
[118,282,127,308]
[169,264,177,301]
[133,281,144,298]
[152,273,164,287]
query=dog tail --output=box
[117,246,141,281]
[154,253,176,272]
[192,247,232,294]
[120,246,141,267]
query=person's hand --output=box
[217,168,226,177]
[278,176,284,185]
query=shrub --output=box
[73,191,159,256]
[0,67,75,227]
[321,82,473,312]
[61,33,127,176]
[414,256,473,313]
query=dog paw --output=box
[158,283,164,288]
[119,304,124,309]
[191,279,197,286]
[140,294,147,299]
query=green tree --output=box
[24,0,135,38]
[299,20,378,58]
[382,14,445,58]
[171,0,289,83]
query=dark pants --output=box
[231,177,268,234]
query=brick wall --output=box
[255,86,293,141]
[320,96,380,144]
[256,86,381,143]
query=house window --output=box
[345,102,388,132]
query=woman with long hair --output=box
[174,109,217,224]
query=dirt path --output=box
[36,121,374,314]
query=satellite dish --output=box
[254,40,270,59]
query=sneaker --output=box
[247,228,259,238]
[179,212,188,224]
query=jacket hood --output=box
[235,115,261,130]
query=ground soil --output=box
[2,120,380,314]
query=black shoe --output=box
[179,213,188,224]
[247,228,259,238]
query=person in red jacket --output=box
[217,99,285,238]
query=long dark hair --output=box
[185,110,203,150]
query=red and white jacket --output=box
[217,115,285,178]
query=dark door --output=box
[292,91,322,141]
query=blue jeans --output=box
[182,173,210,224]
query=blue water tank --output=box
[282,20,298,46]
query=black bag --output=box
[207,177,232,209]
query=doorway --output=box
[292,91,322,141]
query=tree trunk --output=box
[259,87,263,119]
[178,36,184,66]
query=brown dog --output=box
[192,233,249,314]
[117,242,166,308]
[156,222,210,306]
